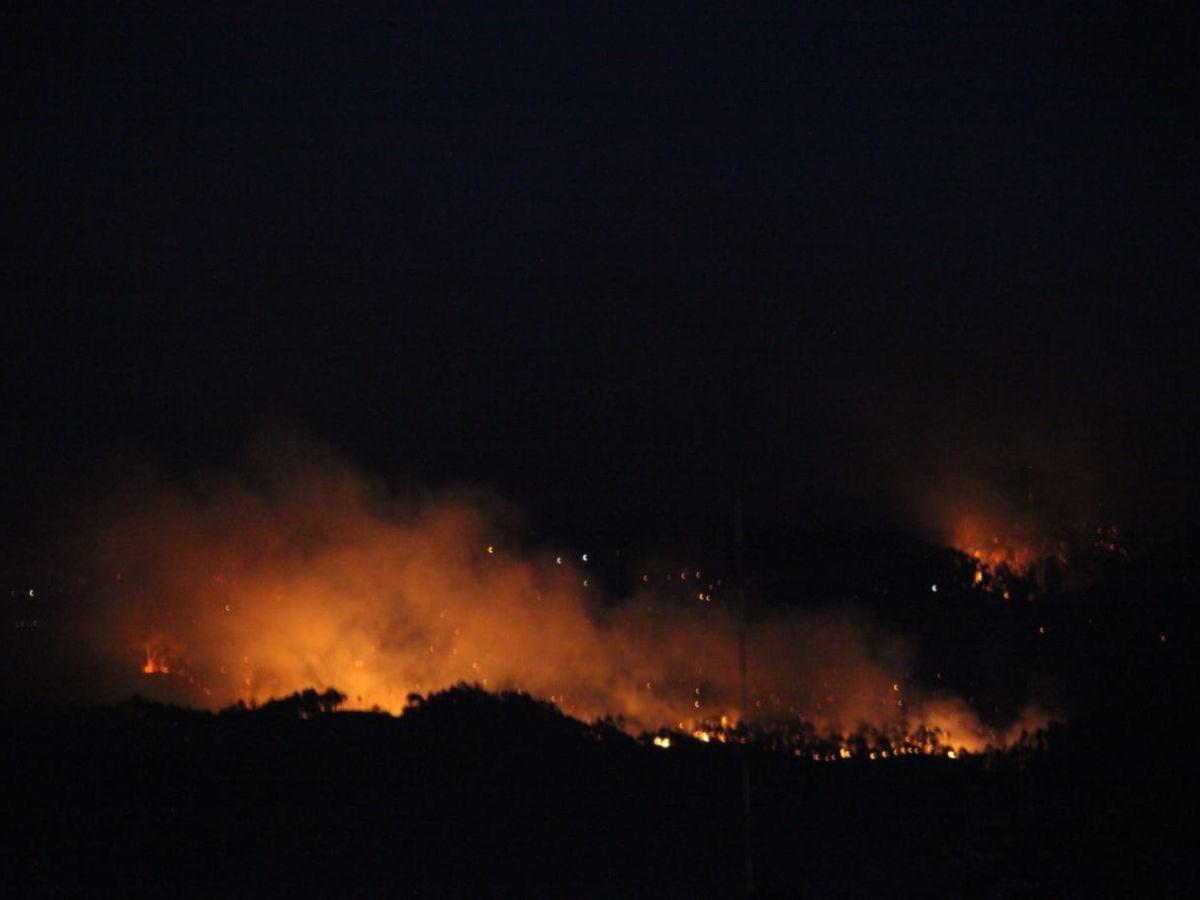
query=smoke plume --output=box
[46,433,1043,749]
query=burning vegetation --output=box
[951,511,1064,576]
[899,449,1131,601]
[49,438,1054,757]
[140,645,170,675]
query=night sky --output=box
[5,4,1198,549]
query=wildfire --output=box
[648,716,982,761]
[141,645,170,675]
[951,512,1049,574]
[76,439,1054,756]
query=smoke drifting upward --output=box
[880,423,1111,575]
[52,435,1043,750]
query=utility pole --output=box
[736,496,753,896]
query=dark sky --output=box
[5,4,1198,547]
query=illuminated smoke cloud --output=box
[881,428,1109,577]
[59,434,1043,748]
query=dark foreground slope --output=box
[1,686,1189,898]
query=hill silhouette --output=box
[2,680,1188,896]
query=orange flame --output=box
[79,437,1051,752]
[141,645,170,675]
[951,512,1043,573]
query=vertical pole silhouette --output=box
[736,496,753,895]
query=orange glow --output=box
[141,641,173,675]
[951,512,1047,574]
[73,437,1052,754]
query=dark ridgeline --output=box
[2,631,1191,898]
